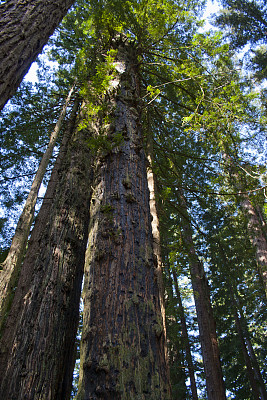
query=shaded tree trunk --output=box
[77,37,171,399]
[235,292,267,399]
[241,196,267,297]
[172,268,199,400]
[178,189,226,400]
[0,0,74,111]
[0,101,93,399]
[228,285,261,400]
[0,85,75,330]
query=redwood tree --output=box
[77,36,171,399]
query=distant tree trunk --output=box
[0,85,75,330]
[0,102,93,400]
[77,37,171,399]
[178,188,226,400]
[241,196,267,296]
[228,285,261,400]
[235,292,267,400]
[172,268,199,400]
[0,0,74,111]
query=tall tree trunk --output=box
[235,293,267,399]
[178,189,226,400]
[0,102,93,399]
[0,0,74,111]
[77,37,171,399]
[172,268,199,400]
[0,85,75,330]
[228,285,261,400]
[147,138,168,355]
[241,196,267,296]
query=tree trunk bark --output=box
[172,268,199,400]
[0,85,75,330]
[241,196,267,297]
[0,0,74,111]
[147,140,168,358]
[178,189,226,400]
[77,37,171,399]
[0,101,93,400]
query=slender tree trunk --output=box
[166,290,188,399]
[241,196,267,296]
[172,268,199,400]
[0,84,75,330]
[228,285,261,400]
[235,294,267,399]
[77,37,171,399]
[0,101,93,399]
[178,189,226,400]
[0,0,74,111]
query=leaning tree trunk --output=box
[77,37,171,399]
[0,102,93,400]
[0,85,75,330]
[178,188,226,400]
[241,196,267,297]
[0,0,74,111]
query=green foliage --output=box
[1,0,267,397]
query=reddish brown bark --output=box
[77,38,171,399]
[0,102,93,399]
[0,85,75,329]
[0,0,74,111]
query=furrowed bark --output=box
[147,142,168,357]
[0,102,93,399]
[0,0,75,111]
[178,188,226,400]
[77,37,171,399]
[0,85,75,331]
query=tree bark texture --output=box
[178,189,226,400]
[241,196,267,297]
[172,268,199,400]
[0,85,75,331]
[0,104,93,399]
[0,0,74,111]
[147,149,168,357]
[77,38,171,399]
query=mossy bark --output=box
[77,37,171,400]
[0,105,93,399]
